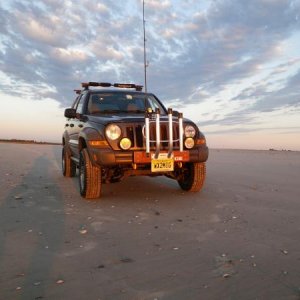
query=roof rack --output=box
[81,82,143,91]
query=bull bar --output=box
[144,108,184,159]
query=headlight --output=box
[184,125,196,137]
[184,137,195,149]
[105,124,121,140]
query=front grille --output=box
[124,121,180,150]
[135,125,144,148]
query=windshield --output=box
[87,92,166,115]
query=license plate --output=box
[151,158,174,172]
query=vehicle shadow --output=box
[90,175,209,207]
[0,155,65,300]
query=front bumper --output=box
[89,145,209,167]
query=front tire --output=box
[177,162,206,192]
[62,146,76,177]
[79,148,102,199]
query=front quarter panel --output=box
[81,125,105,141]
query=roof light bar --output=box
[81,82,112,89]
[114,83,144,91]
[114,83,135,89]
[81,82,143,91]
[135,85,143,91]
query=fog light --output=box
[120,138,131,150]
[184,137,195,149]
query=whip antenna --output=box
[143,0,148,93]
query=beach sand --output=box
[0,143,299,299]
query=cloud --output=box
[17,15,63,46]
[0,0,299,124]
[50,48,89,64]
[205,125,300,135]
[250,70,300,112]
[145,0,171,10]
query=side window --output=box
[72,96,80,109]
[75,95,85,114]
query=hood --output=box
[88,113,146,125]
[87,113,194,126]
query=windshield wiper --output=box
[99,109,145,114]
[127,110,145,113]
[100,110,127,114]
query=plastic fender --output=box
[80,127,105,143]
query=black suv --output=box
[62,82,208,199]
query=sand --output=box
[0,143,299,299]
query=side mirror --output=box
[64,108,76,118]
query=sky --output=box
[1,0,300,150]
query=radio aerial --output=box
[143,0,148,93]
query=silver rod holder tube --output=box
[179,112,183,152]
[168,108,173,158]
[155,108,160,159]
[145,112,150,155]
